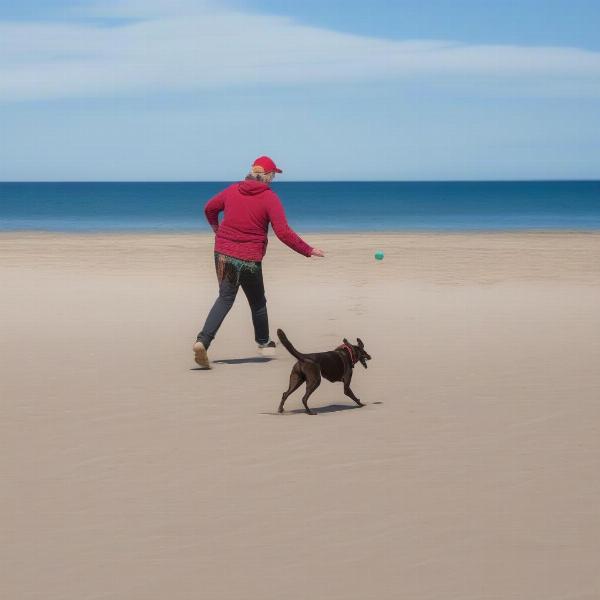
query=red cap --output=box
[252,155,282,174]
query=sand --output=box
[2,232,600,600]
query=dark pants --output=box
[197,254,269,349]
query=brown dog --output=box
[277,328,372,415]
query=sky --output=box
[0,0,599,181]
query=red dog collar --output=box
[337,342,357,365]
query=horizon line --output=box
[1,178,600,184]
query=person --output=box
[193,156,324,369]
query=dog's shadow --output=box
[262,401,383,416]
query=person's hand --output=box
[311,248,325,257]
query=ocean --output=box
[1,181,599,232]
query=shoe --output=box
[257,340,276,349]
[193,341,211,369]
[257,340,276,356]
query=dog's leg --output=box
[279,364,305,413]
[343,371,364,407]
[301,364,321,415]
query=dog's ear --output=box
[357,338,364,348]
[343,338,350,345]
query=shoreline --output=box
[2,229,600,236]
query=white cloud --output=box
[81,0,220,18]
[1,1,599,101]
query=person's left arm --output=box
[267,193,315,257]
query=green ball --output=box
[374,250,384,261]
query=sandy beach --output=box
[2,231,600,600]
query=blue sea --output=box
[1,181,599,232]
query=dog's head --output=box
[343,337,372,368]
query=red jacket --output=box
[204,180,313,262]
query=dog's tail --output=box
[277,329,307,361]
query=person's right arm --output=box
[204,190,226,233]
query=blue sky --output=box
[1,0,599,181]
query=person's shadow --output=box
[214,357,274,365]
[190,357,274,370]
